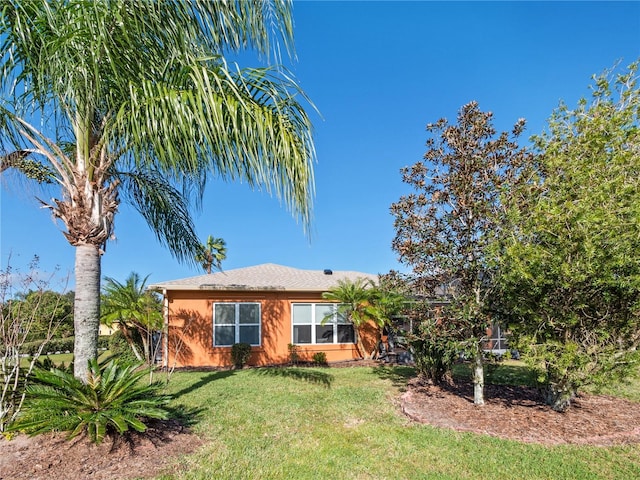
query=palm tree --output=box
[195,235,227,274]
[0,1,315,380]
[322,278,384,359]
[101,272,162,364]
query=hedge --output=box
[5,336,111,356]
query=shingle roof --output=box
[148,263,378,292]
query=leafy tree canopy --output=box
[4,290,74,341]
[494,60,640,411]
[390,101,532,404]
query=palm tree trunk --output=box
[73,244,101,381]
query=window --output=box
[213,303,261,346]
[292,303,354,344]
[483,322,509,354]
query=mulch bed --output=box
[400,377,640,446]
[0,419,203,480]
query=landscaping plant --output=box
[494,61,640,411]
[231,343,252,369]
[312,352,328,366]
[390,101,533,404]
[9,358,170,444]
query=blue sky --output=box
[1,1,639,289]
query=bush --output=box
[231,343,252,369]
[9,358,170,444]
[288,343,299,366]
[312,352,327,365]
[412,336,458,384]
[108,329,142,363]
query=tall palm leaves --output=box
[195,235,227,274]
[1,1,315,380]
[322,278,394,359]
[101,273,162,363]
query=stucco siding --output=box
[164,289,378,368]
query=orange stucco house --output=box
[149,263,380,368]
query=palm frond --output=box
[117,60,315,230]
[117,170,201,264]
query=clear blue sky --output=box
[1,1,639,290]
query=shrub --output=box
[288,343,299,366]
[108,329,143,363]
[312,352,327,365]
[9,358,170,444]
[412,336,458,384]
[231,343,252,369]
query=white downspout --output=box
[162,290,169,369]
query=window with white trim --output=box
[292,303,354,344]
[213,302,261,346]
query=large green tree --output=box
[0,1,315,380]
[391,102,532,405]
[495,61,640,411]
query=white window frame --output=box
[213,302,261,347]
[291,303,355,345]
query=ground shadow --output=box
[252,366,334,388]
[164,405,207,429]
[421,377,546,408]
[170,370,237,399]
[372,365,416,390]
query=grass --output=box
[152,364,640,480]
[19,351,111,369]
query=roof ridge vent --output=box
[323,269,333,275]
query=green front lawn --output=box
[155,365,640,480]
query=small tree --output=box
[391,102,532,405]
[322,278,404,359]
[101,273,163,366]
[0,256,70,432]
[495,61,640,411]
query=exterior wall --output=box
[164,290,379,368]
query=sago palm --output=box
[0,1,315,380]
[9,358,170,444]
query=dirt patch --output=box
[0,419,203,480]
[400,377,640,446]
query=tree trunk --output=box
[472,346,485,406]
[73,244,101,381]
[354,325,370,360]
[119,324,144,362]
[545,381,576,412]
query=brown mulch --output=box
[0,419,203,480]
[400,376,640,446]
